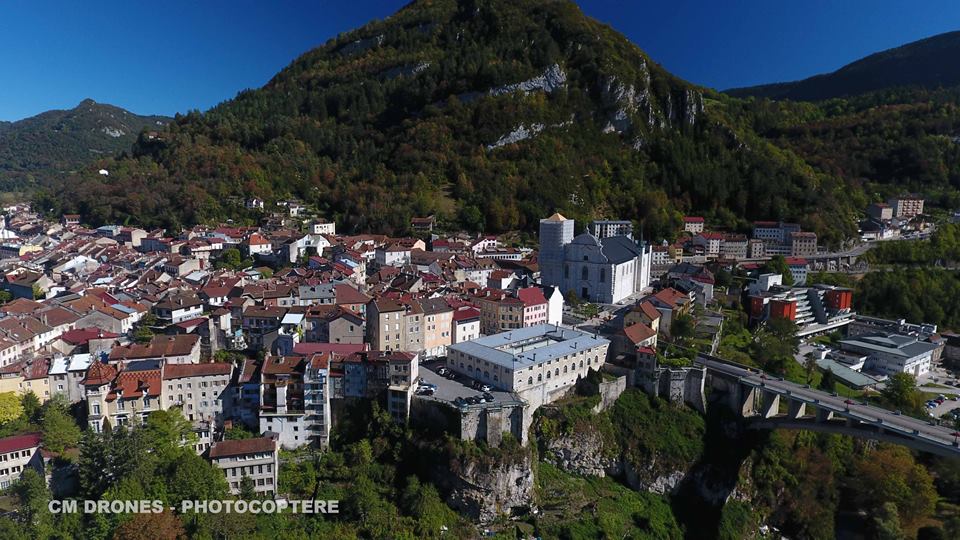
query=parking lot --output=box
[417,358,517,407]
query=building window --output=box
[599,269,605,283]
[581,267,588,280]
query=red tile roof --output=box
[623,322,657,345]
[163,362,233,379]
[334,283,370,305]
[516,287,547,307]
[632,300,661,321]
[81,360,117,386]
[61,327,120,345]
[108,335,199,361]
[0,432,42,454]
[107,369,161,401]
[209,437,276,458]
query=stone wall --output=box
[410,396,527,447]
[622,363,706,412]
[592,375,627,413]
[459,403,526,446]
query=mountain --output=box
[727,31,960,101]
[0,99,169,191]
[47,0,864,243]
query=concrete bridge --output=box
[696,354,960,458]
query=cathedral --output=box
[539,214,653,305]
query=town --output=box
[0,194,954,501]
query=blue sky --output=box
[1,0,959,121]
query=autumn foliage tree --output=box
[113,510,186,540]
[851,445,938,535]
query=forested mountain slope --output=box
[45,0,858,244]
[0,99,168,191]
[727,31,960,101]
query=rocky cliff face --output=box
[541,424,619,477]
[433,447,536,524]
[540,423,695,496]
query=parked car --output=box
[479,384,492,392]
[416,387,435,396]
[482,392,494,401]
[437,367,449,376]
[466,396,480,405]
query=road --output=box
[697,356,960,451]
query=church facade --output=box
[539,216,652,305]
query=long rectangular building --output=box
[447,324,609,407]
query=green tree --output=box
[763,255,795,286]
[803,354,818,384]
[751,318,798,375]
[239,475,257,500]
[873,502,904,540]
[0,391,24,424]
[400,476,453,538]
[217,248,243,270]
[20,391,41,423]
[0,517,28,540]
[13,468,52,537]
[134,325,154,344]
[41,400,81,453]
[818,368,837,393]
[670,313,695,345]
[143,408,195,460]
[881,373,925,416]
[224,425,256,440]
[166,451,229,505]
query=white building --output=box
[589,220,633,239]
[452,306,481,344]
[209,437,279,497]
[887,196,924,218]
[310,221,336,235]
[161,363,233,426]
[839,333,939,377]
[447,324,609,410]
[375,245,411,267]
[0,433,43,490]
[540,215,651,304]
[48,353,93,403]
[544,286,564,326]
